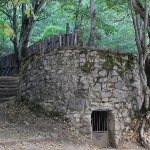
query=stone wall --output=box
[19,46,143,147]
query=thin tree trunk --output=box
[12,5,18,62]
[74,0,82,32]
[88,0,96,46]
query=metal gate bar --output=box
[92,111,107,132]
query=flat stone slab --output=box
[50,133,58,139]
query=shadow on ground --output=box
[0,98,147,150]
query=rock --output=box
[99,70,107,77]
[50,133,58,138]
[68,98,85,111]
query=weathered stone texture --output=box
[19,46,143,147]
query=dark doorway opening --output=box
[91,110,109,147]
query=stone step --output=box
[0,91,17,95]
[0,81,19,85]
[12,74,18,77]
[0,97,14,103]
[0,88,17,93]
[0,76,19,82]
[0,93,17,98]
[0,92,17,98]
[0,84,18,88]
[0,76,19,99]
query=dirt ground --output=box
[0,98,147,150]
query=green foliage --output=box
[0,22,13,56]
[0,0,138,55]
[0,0,35,55]
[94,0,137,53]
[0,19,15,37]
[32,25,66,43]
[105,0,128,11]
[98,24,137,53]
[43,25,66,38]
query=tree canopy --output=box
[0,0,137,57]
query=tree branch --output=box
[34,0,46,15]
[1,0,10,7]
[130,0,142,53]
[132,0,150,25]
[0,9,12,20]
[74,0,82,31]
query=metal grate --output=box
[91,111,107,132]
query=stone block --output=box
[109,98,119,103]
[92,83,101,91]
[68,97,85,111]
[99,70,107,77]
[74,89,88,98]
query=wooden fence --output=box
[0,53,18,76]
[0,33,82,76]
[24,33,82,57]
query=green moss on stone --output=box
[98,52,115,70]
[95,76,101,83]
[125,55,135,70]
[35,53,43,62]
[130,77,135,83]
[115,54,124,64]
[97,51,135,78]
[109,84,114,88]
[79,50,88,55]
[80,60,95,73]
[103,58,115,70]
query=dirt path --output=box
[0,98,147,150]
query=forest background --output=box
[0,0,136,56]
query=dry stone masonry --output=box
[19,46,143,147]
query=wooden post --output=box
[71,34,74,45]
[66,23,70,46]
[59,35,62,47]
[39,40,42,52]
[66,23,70,34]
[74,30,79,45]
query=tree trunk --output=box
[18,0,46,60]
[131,0,150,25]
[88,0,96,46]
[18,3,34,60]
[12,5,18,62]
[74,0,82,32]
[130,0,150,149]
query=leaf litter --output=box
[0,98,147,150]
